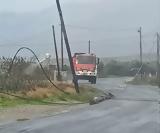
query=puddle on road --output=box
[16,118,30,122]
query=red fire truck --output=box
[73,53,99,84]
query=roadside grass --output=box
[0,95,50,108]
[0,85,103,108]
[0,96,27,108]
[45,86,103,103]
[126,76,158,86]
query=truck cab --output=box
[73,53,99,84]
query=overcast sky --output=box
[0,0,159,58]
[0,0,90,13]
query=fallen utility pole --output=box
[157,32,160,87]
[89,92,114,105]
[56,0,80,93]
[138,27,143,79]
[52,25,61,81]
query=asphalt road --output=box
[1,77,160,133]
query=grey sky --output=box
[0,0,89,13]
[0,0,159,58]
[0,0,56,12]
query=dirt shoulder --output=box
[0,83,103,125]
[0,103,88,125]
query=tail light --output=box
[76,67,80,71]
[90,67,96,71]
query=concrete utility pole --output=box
[56,0,80,93]
[88,40,91,54]
[52,25,61,81]
[157,32,160,87]
[138,27,143,79]
[61,23,64,71]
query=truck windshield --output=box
[77,56,96,64]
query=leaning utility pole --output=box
[56,0,80,93]
[138,27,143,79]
[157,32,160,87]
[61,22,64,71]
[52,25,61,81]
[88,40,91,54]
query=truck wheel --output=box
[94,78,97,84]
[91,77,96,84]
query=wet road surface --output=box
[0,77,160,133]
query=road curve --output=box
[1,77,160,133]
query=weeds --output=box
[0,56,102,108]
[127,76,159,86]
[0,56,54,92]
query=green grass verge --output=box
[45,86,103,103]
[0,86,103,108]
[126,76,159,86]
[0,96,46,108]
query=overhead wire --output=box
[142,34,157,62]
[61,24,138,32]
[0,28,52,48]
[0,26,159,105]
[112,97,160,103]
[134,33,157,77]
[0,90,85,105]
[7,47,68,94]
[0,46,110,105]
[0,47,89,105]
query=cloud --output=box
[0,0,159,57]
[0,0,54,13]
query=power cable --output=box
[61,24,138,32]
[7,47,68,94]
[142,34,157,62]
[112,97,160,103]
[0,47,89,105]
[0,43,52,48]
[134,33,157,77]
[0,90,85,105]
